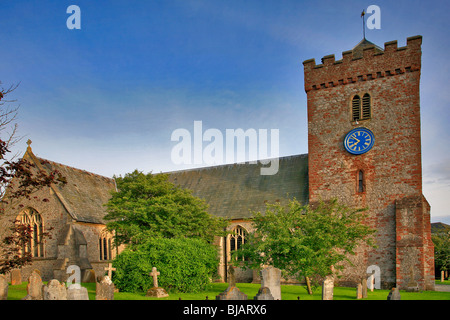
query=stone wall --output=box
[0,185,70,281]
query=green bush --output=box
[112,237,219,293]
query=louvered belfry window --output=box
[352,93,371,121]
[362,93,371,119]
[352,95,361,121]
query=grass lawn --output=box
[437,279,450,285]
[6,281,450,300]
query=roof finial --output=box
[26,139,32,151]
[361,10,366,39]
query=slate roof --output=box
[24,147,116,224]
[22,144,308,223]
[167,154,309,220]
[351,38,383,59]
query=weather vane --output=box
[361,10,366,39]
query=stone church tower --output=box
[303,35,435,290]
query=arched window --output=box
[17,208,44,257]
[352,95,361,121]
[362,93,371,120]
[352,93,371,121]
[228,225,248,261]
[99,229,113,261]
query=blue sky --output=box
[2,0,450,223]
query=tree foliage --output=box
[104,170,227,247]
[112,237,219,293]
[233,198,377,287]
[432,230,450,272]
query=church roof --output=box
[351,38,383,59]
[167,154,309,220]
[23,145,116,224]
[20,143,308,223]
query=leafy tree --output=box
[233,198,377,293]
[104,170,227,247]
[112,237,219,293]
[432,231,450,276]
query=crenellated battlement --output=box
[303,35,422,92]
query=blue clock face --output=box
[344,127,375,155]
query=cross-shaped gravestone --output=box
[104,263,116,279]
[150,267,160,288]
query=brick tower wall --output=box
[303,35,434,290]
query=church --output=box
[0,35,435,291]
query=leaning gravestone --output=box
[322,276,334,300]
[23,270,43,300]
[387,287,401,300]
[43,279,67,300]
[10,269,22,285]
[96,276,115,300]
[254,287,274,300]
[0,274,8,300]
[260,266,281,300]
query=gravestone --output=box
[146,267,169,298]
[216,286,248,300]
[254,287,274,300]
[260,266,281,300]
[67,283,89,300]
[10,269,21,285]
[387,287,401,300]
[216,266,247,300]
[361,278,368,298]
[321,276,334,300]
[356,283,363,299]
[43,279,67,300]
[23,270,43,300]
[96,276,115,300]
[0,274,8,300]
